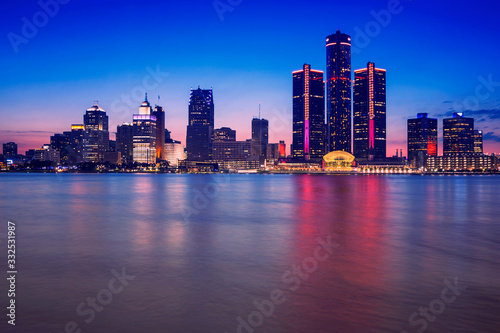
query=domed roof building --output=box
[323,151,355,171]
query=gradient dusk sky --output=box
[1,0,500,156]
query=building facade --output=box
[353,62,387,160]
[117,123,134,165]
[214,127,236,142]
[212,140,252,161]
[152,105,165,161]
[2,142,18,158]
[443,113,474,156]
[251,118,269,163]
[326,30,352,153]
[426,155,497,171]
[133,96,157,164]
[292,64,325,161]
[474,130,483,154]
[186,87,214,161]
[407,113,438,168]
[83,103,109,163]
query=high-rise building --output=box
[50,133,70,164]
[251,118,269,162]
[2,142,17,158]
[117,123,134,165]
[152,105,165,161]
[214,127,236,141]
[408,113,438,168]
[292,64,325,160]
[186,87,214,161]
[353,62,387,160]
[443,113,474,156]
[63,124,85,164]
[133,95,157,164]
[326,30,352,153]
[474,130,483,154]
[83,103,109,163]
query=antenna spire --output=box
[145,93,148,102]
[259,102,261,119]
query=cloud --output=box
[442,101,453,104]
[0,130,54,134]
[483,132,500,142]
[434,109,500,120]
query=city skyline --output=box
[1,1,500,155]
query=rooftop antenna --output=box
[259,102,261,119]
[145,93,148,102]
[158,94,160,106]
[94,100,98,105]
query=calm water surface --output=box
[0,174,499,333]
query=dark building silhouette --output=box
[443,113,474,156]
[326,30,352,153]
[152,104,165,161]
[214,127,236,142]
[292,64,325,161]
[186,87,214,161]
[408,113,438,168]
[251,118,269,163]
[64,124,84,164]
[117,123,134,165]
[50,133,70,164]
[353,62,386,160]
[83,103,109,163]
[474,130,483,154]
[2,142,17,158]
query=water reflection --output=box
[0,174,499,332]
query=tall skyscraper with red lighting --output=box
[353,62,386,160]
[326,30,351,153]
[292,64,325,160]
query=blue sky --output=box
[1,0,500,155]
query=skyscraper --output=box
[353,62,386,160]
[64,124,84,164]
[2,142,17,158]
[474,130,483,154]
[251,118,269,163]
[186,87,214,161]
[152,104,165,162]
[292,64,325,160]
[408,113,438,168]
[443,113,474,156]
[117,123,134,165]
[83,102,109,163]
[50,133,70,164]
[133,95,157,164]
[326,30,352,153]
